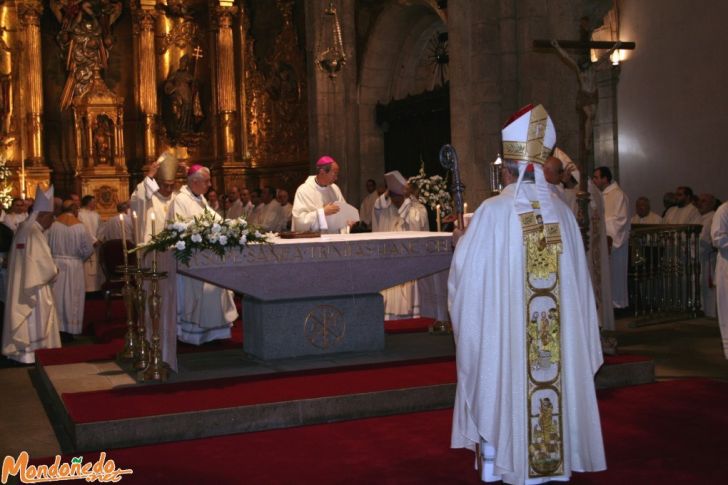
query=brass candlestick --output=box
[116,264,138,361]
[139,267,169,382]
[132,266,150,372]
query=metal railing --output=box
[628,224,702,325]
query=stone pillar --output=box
[18,1,44,167]
[305,0,359,202]
[134,1,158,165]
[213,2,239,164]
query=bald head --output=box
[543,157,564,185]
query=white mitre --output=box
[501,104,559,226]
[33,184,54,212]
[384,170,408,196]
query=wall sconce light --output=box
[610,49,621,65]
[315,1,346,80]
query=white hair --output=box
[188,166,210,182]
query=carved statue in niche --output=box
[162,53,204,146]
[50,0,123,110]
[93,114,112,165]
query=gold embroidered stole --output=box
[520,204,565,479]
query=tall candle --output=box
[464,202,468,214]
[150,212,157,270]
[119,214,128,266]
[132,211,141,269]
[436,204,441,232]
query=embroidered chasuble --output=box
[449,183,606,484]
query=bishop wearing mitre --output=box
[2,185,61,364]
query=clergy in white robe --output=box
[1,198,28,232]
[291,156,347,233]
[256,187,287,232]
[129,153,180,368]
[78,197,103,292]
[631,196,662,224]
[46,203,95,335]
[593,166,630,308]
[277,189,293,230]
[697,194,719,319]
[225,186,245,220]
[711,201,728,358]
[97,203,135,243]
[167,165,238,351]
[549,152,614,331]
[450,105,605,484]
[359,179,379,229]
[663,187,702,225]
[372,171,429,320]
[2,187,61,364]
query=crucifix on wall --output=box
[533,37,635,158]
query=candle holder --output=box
[116,264,138,361]
[131,266,150,372]
[139,268,169,382]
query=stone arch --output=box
[358,1,446,192]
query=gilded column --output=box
[18,1,44,167]
[213,3,239,164]
[134,2,158,164]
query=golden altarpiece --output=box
[0,0,309,219]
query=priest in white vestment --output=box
[129,153,181,367]
[697,194,719,318]
[97,202,135,243]
[46,201,95,335]
[548,151,614,331]
[372,171,428,320]
[167,165,238,350]
[593,166,630,309]
[277,189,293,230]
[78,195,103,292]
[1,198,28,232]
[663,186,702,225]
[712,201,728,358]
[291,156,347,233]
[359,179,379,229]
[449,105,605,484]
[256,187,287,232]
[225,186,245,220]
[631,197,662,224]
[2,186,61,364]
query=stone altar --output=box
[178,231,452,360]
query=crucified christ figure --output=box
[551,39,621,152]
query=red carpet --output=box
[27,379,728,484]
[62,357,456,423]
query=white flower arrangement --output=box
[138,209,270,265]
[407,163,453,217]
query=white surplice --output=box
[257,199,287,232]
[226,199,245,220]
[291,176,346,233]
[631,211,662,224]
[711,202,728,357]
[46,217,95,334]
[449,183,605,484]
[167,186,238,351]
[1,212,28,233]
[700,211,717,318]
[663,204,702,225]
[359,191,378,228]
[2,218,61,364]
[602,181,630,308]
[78,207,103,292]
[97,214,135,243]
[372,194,429,320]
[130,177,178,368]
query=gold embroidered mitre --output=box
[501,104,556,165]
[156,152,179,181]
